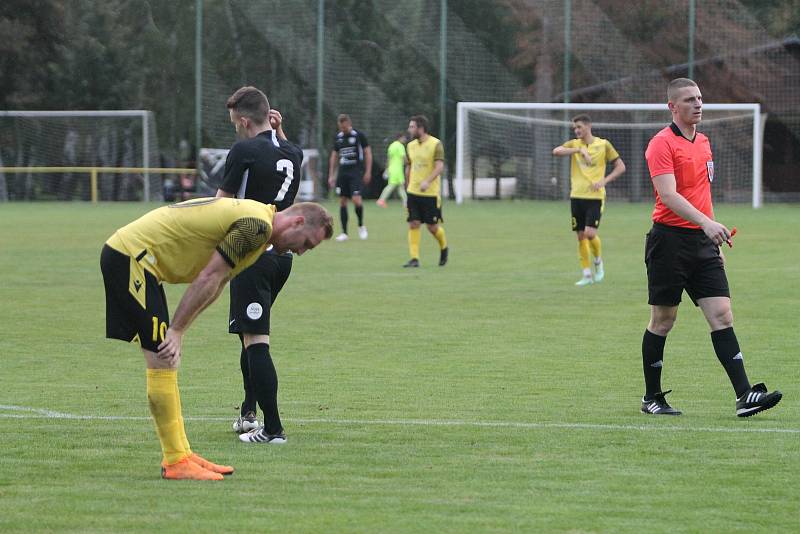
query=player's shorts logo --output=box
[706,160,714,182]
[246,302,263,320]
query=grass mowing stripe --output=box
[2,405,797,434]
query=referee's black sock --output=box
[355,204,364,226]
[642,329,667,398]
[246,343,283,434]
[340,206,348,234]
[239,344,256,416]
[711,327,751,398]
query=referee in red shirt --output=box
[641,78,781,417]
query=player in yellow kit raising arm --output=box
[403,115,448,268]
[101,197,332,480]
[553,114,626,286]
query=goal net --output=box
[0,111,160,201]
[455,103,764,207]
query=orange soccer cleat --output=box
[161,457,224,481]
[188,453,234,475]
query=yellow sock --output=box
[433,226,447,250]
[578,239,591,270]
[146,369,189,465]
[408,227,421,259]
[588,235,602,260]
[174,381,192,455]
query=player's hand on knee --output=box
[157,328,184,367]
[701,219,730,246]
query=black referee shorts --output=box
[644,223,730,307]
[228,249,293,335]
[101,245,170,352]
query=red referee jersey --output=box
[645,123,714,229]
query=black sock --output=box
[340,206,348,234]
[246,343,283,434]
[642,329,667,398]
[239,344,256,415]
[355,204,364,226]
[711,327,751,398]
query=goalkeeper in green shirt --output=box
[376,132,408,207]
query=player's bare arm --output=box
[328,150,338,188]
[591,157,626,191]
[420,160,444,192]
[404,155,411,189]
[363,146,373,184]
[216,189,234,198]
[652,173,730,245]
[269,109,287,141]
[552,145,580,157]
[157,251,233,363]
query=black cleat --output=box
[736,383,782,417]
[439,247,448,266]
[641,390,682,415]
[403,258,420,268]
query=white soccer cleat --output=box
[238,427,287,444]
[335,233,349,242]
[575,276,593,287]
[594,261,605,282]
[358,226,368,240]
[232,411,260,434]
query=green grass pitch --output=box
[0,199,797,532]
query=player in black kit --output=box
[216,86,304,444]
[327,114,372,241]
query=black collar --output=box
[670,122,696,143]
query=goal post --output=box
[0,110,159,201]
[455,102,764,208]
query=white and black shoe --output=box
[736,383,782,418]
[641,390,682,415]
[232,411,260,434]
[239,426,287,444]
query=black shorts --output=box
[645,223,730,306]
[406,193,443,225]
[229,250,293,335]
[101,245,169,352]
[571,198,603,231]
[336,170,363,198]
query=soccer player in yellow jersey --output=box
[553,114,626,286]
[101,198,332,480]
[403,115,448,268]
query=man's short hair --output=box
[284,202,334,239]
[572,114,592,125]
[667,78,698,103]
[410,114,429,133]
[226,86,269,124]
[337,114,351,124]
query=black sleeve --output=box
[219,142,251,195]
[331,136,339,152]
[358,131,370,148]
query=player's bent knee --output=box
[409,221,421,229]
[427,224,439,233]
[243,334,270,348]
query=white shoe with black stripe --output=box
[736,383,782,418]
[238,426,287,444]
[641,390,682,415]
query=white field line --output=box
[0,405,797,435]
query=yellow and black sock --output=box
[408,227,421,259]
[578,239,591,270]
[588,235,602,261]
[433,226,447,250]
[146,368,189,465]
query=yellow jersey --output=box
[562,137,620,200]
[406,135,445,197]
[106,197,275,284]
